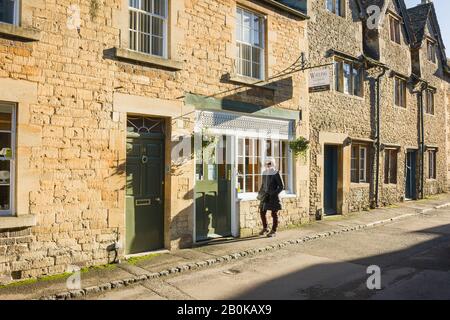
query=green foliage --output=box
[289,137,309,157]
[126,253,162,266]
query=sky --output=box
[404,0,450,56]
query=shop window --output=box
[0,102,16,216]
[237,138,290,194]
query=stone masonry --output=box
[0,0,309,281]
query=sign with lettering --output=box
[309,68,331,92]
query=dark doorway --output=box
[324,145,339,215]
[406,150,417,200]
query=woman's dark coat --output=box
[259,170,284,212]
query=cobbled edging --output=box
[39,202,450,300]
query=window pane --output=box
[390,151,397,184]
[343,62,351,94]
[141,0,151,12]
[353,66,362,96]
[0,106,12,131]
[326,0,333,12]
[153,0,166,17]
[0,0,16,24]
[359,148,366,182]
[335,61,343,93]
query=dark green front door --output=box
[126,134,165,254]
[195,135,232,241]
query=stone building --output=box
[0,0,309,281]
[307,0,449,218]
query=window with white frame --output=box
[384,149,398,184]
[428,149,437,179]
[351,145,368,183]
[129,0,168,58]
[0,102,16,216]
[0,0,19,25]
[394,77,407,108]
[335,59,363,97]
[425,89,435,115]
[326,0,345,17]
[236,7,265,80]
[237,138,290,194]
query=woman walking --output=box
[257,157,284,237]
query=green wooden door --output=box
[126,136,165,254]
[195,135,232,241]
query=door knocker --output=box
[141,155,149,164]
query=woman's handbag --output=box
[257,190,269,202]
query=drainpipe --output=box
[418,82,428,199]
[374,68,387,208]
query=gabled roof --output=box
[407,2,447,68]
[355,0,414,43]
[407,3,432,44]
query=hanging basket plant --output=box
[289,137,310,157]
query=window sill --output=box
[0,214,36,230]
[113,47,183,71]
[394,105,407,110]
[237,192,297,202]
[350,182,370,187]
[0,23,41,42]
[228,74,277,91]
[333,90,365,101]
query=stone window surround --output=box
[384,147,399,185]
[0,0,41,42]
[425,37,437,64]
[393,76,407,108]
[113,0,184,70]
[0,78,39,230]
[427,148,437,180]
[351,143,368,184]
[388,14,401,45]
[333,57,364,98]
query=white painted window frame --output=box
[334,58,363,97]
[236,6,265,80]
[236,137,293,197]
[129,0,168,59]
[0,102,16,217]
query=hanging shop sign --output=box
[309,68,331,92]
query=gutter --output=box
[259,0,310,20]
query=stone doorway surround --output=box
[113,92,195,251]
[318,132,349,216]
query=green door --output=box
[195,135,232,241]
[126,136,165,254]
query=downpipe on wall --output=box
[374,68,387,208]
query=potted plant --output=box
[289,137,309,157]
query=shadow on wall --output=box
[230,223,450,300]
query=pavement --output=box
[1,194,450,300]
